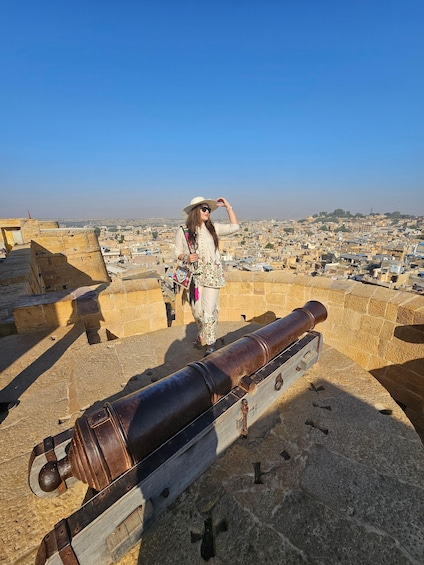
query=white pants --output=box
[191,285,220,346]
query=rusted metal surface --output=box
[36,519,80,565]
[28,429,74,498]
[240,399,249,437]
[35,301,327,494]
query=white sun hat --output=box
[183,196,218,215]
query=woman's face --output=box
[198,204,211,223]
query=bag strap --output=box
[181,226,195,254]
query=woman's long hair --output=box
[186,207,219,249]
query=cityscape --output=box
[59,209,424,296]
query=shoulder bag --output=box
[173,227,194,289]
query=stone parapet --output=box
[174,272,423,371]
[0,246,34,336]
[13,279,167,338]
[97,279,168,337]
[218,271,424,440]
[32,228,110,291]
[0,218,59,253]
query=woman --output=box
[175,196,239,355]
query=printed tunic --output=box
[175,222,239,288]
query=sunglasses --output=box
[200,206,211,213]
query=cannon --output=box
[30,300,327,565]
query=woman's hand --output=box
[188,253,198,263]
[216,197,231,209]
[216,197,238,224]
[178,253,198,263]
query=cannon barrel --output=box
[38,301,327,493]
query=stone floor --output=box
[1,320,424,565]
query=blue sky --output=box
[1,1,423,220]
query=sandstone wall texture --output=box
[31,228,110,292]
[13,279,168,338]
[3,231,166,339]
[0,218,59,253]
[217,271,424,440]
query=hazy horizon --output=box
[2,2,423,220]
[18,204,424,223]
[50,208,421,224]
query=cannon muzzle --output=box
[36,301,327,493]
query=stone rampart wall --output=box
[0,219,59,253]
[32,229,110,291]
[218,271,424,437]
[96,279,168,337]
[13,279,167,338]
